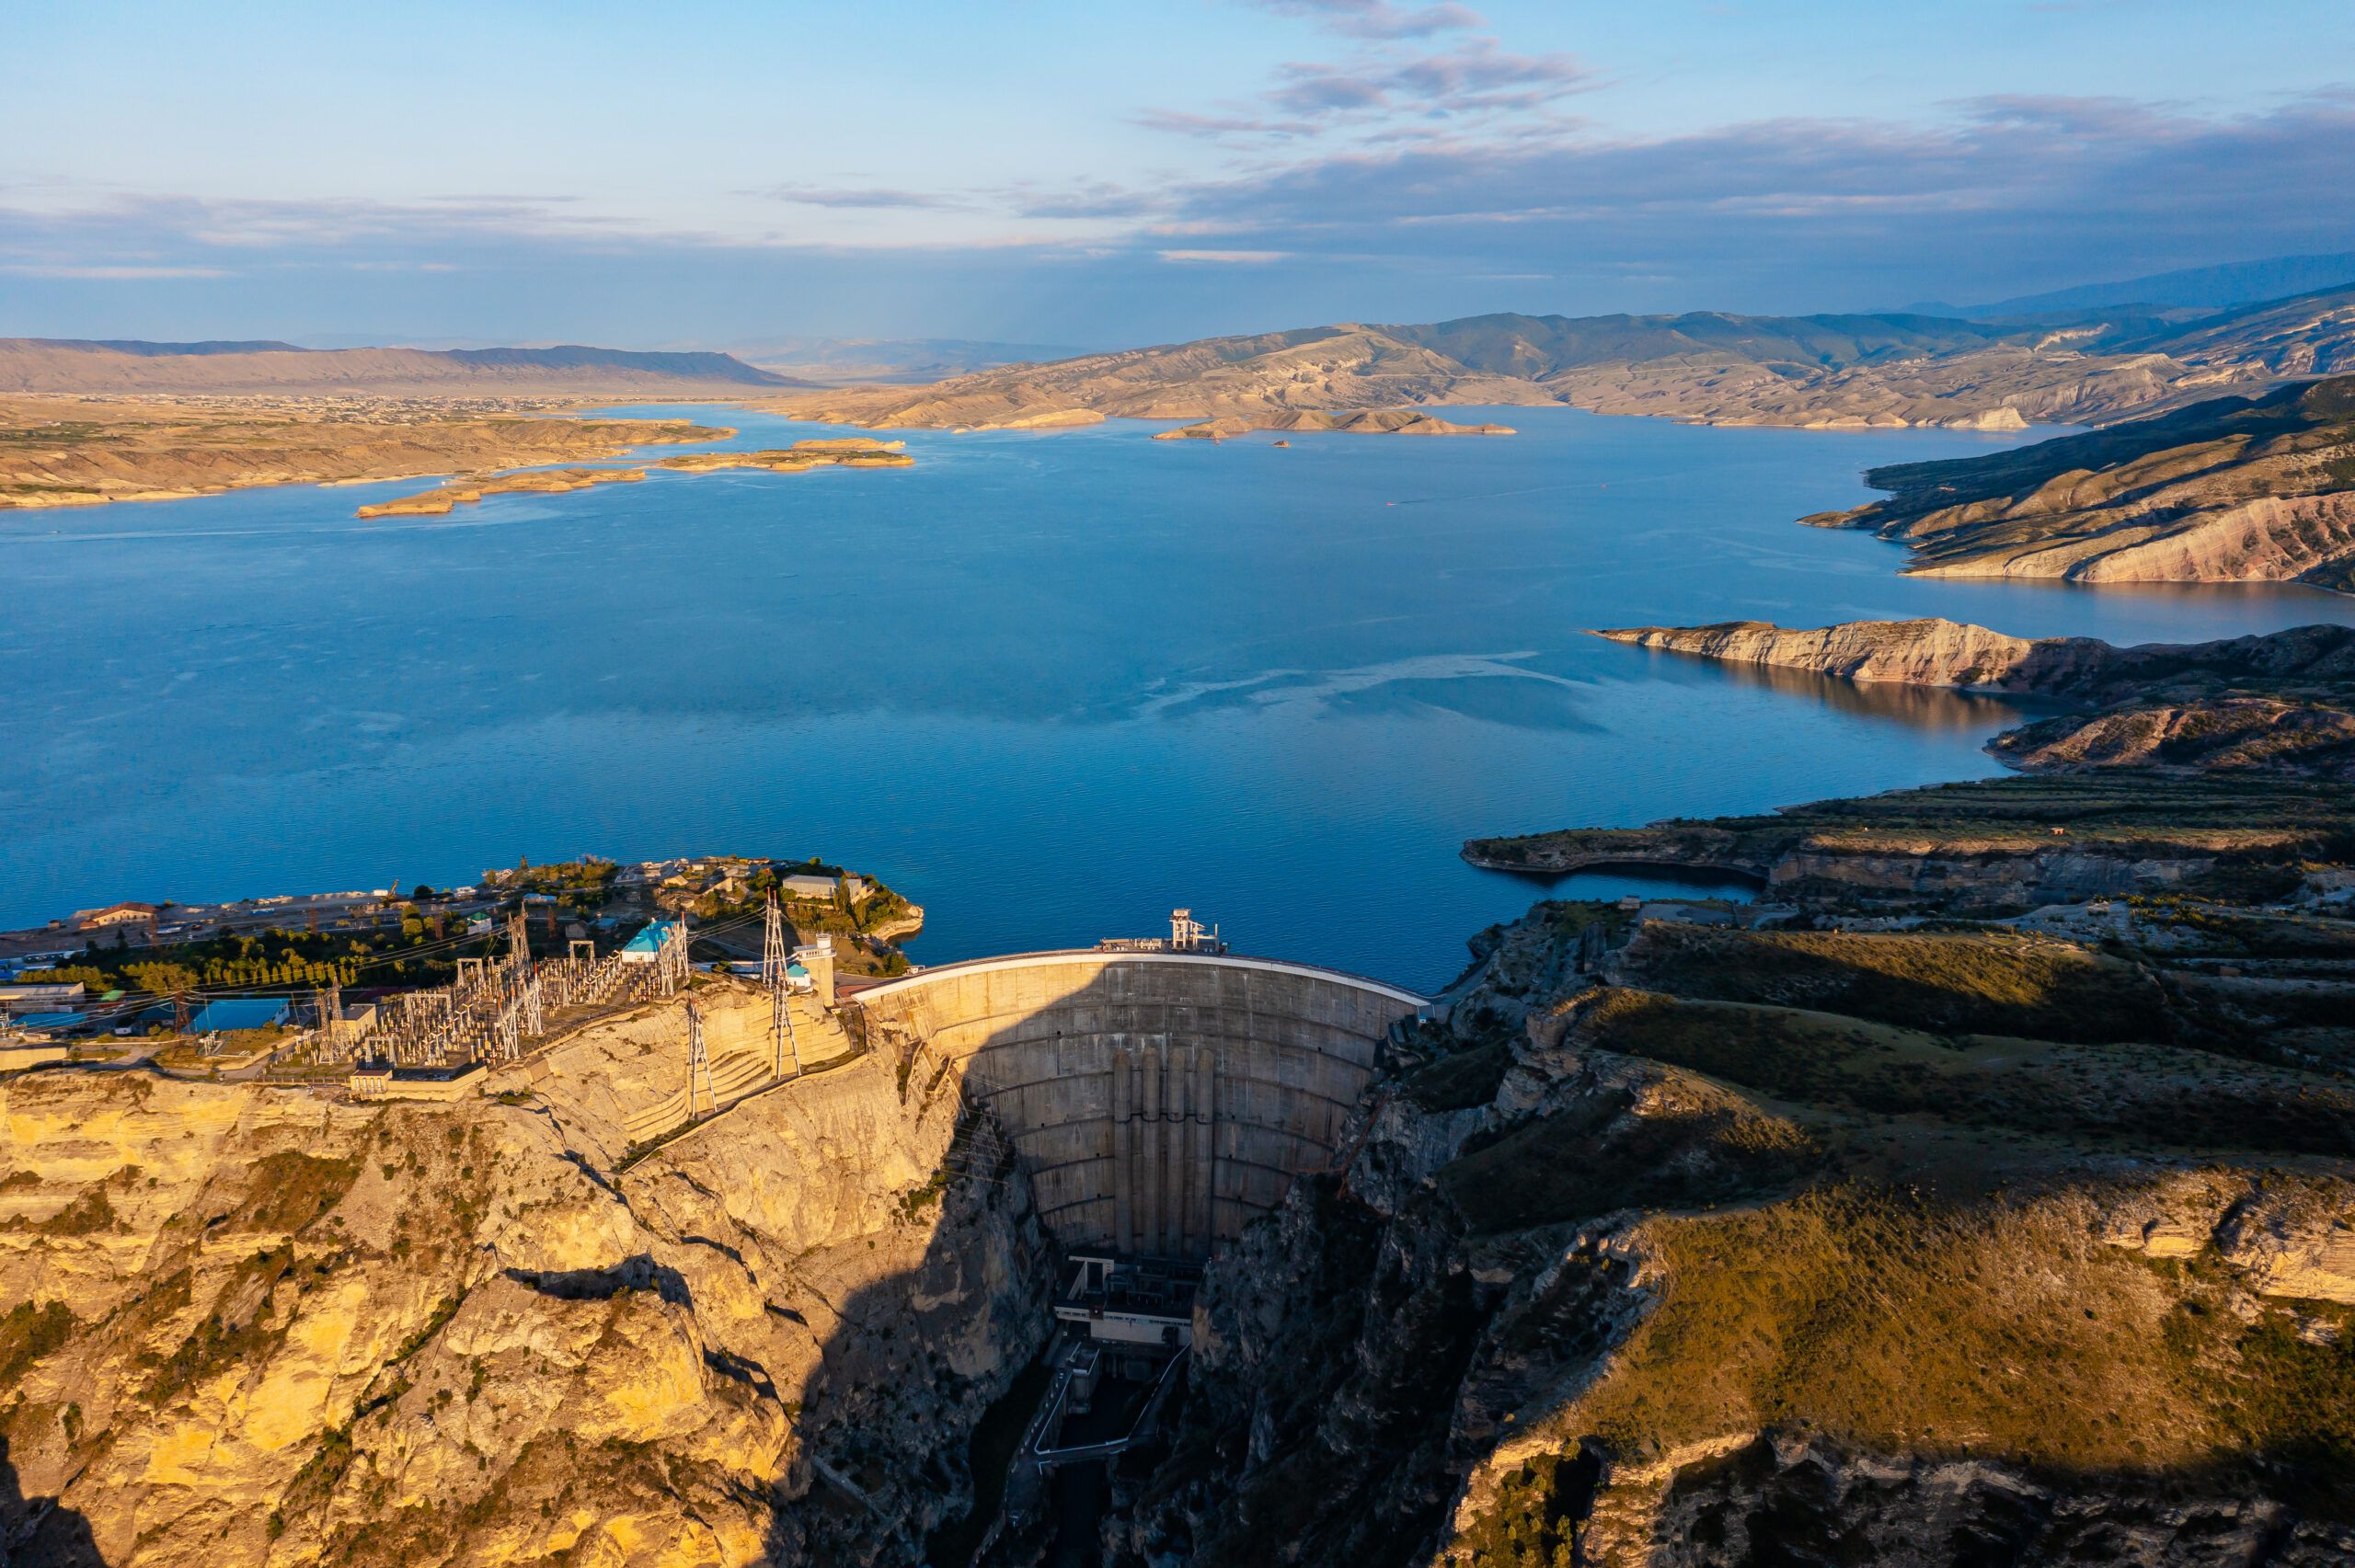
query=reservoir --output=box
[5,405,2349,992]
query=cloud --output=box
[1246,0,1485,38]
[2,263,231,279]
[1130,108,1322,139]
[761,186,973,210]
[1007,183,1167,220]
[6,96,2352,349]
[1151,37,1595,144]
[1133,94,2355,307]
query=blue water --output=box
[5,406,2349,992]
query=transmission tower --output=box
[763,894,801,1079]
[684,999,715,1119]
[660,918,689,998]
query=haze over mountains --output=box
[1909,250,2355,319]
[0,339,811,396]
[10,258,2355,434]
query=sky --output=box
[5,0,2354,349]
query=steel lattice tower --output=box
[684,999,715,1119]
[762,894,801,1079]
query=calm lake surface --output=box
[6,405,2352,991]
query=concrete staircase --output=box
[617,994,856,1147]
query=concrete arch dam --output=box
[852,953,1426,1259]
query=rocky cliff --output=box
[1799,375,2355,589]
[1100,902,2355,1567]
[0,980,1047,1568]
[1463,772,2355,911]
[1591,618,2355,781]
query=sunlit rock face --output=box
[0,982,1051,1568]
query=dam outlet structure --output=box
[851,950,1426,1264]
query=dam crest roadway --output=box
[852,949,1426,1259]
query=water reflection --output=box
[5,404,2348,988]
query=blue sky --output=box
[5,0,2352,347]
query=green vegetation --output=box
[142,1245,295,1406]
[17,1185,117,1236]
[1577,989,2355,1154]
[1581,1185,2355,1502]
[1402,1041,1513,1112]
[1453,1450,1592,1568]
[1619,925,2172,1042]
[1442,1077,1817,1234]
[0,1299,74,1391]
[236,1151,362,1232]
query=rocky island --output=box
[1151,410,1514,441]
[351,466,648,518]
[346,441,915,519]
[652,438,913,473]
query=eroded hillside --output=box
[761,289,2355,435]
[1798,376,2355,588]
[0,980,1046,1568]
[1098,904,2355,1566]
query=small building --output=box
[348,1059,485,1102]
[618,920,685,965]
[0,1041,70,1069]
[1053,1254,1201,1350]
[0,982,86,1014]
[777,875,871,902]
[75,902,160,930]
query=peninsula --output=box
[0,399,731,512]
[1591,617,2355,777]
[1799,374,2355,589]
[347,441,914,518]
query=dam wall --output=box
[852,953,1424,1258]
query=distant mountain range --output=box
[0,340,814,395]
[1906,251,2355,319]
[766,281,2355,433]
[727,337,1092,384]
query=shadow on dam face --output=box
[852,953,1426,1259]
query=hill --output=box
[762,284,2355,433]
[0,339,815,396]
[1799,374,2355,588]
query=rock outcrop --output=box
[1592,617,2355,779]
[1102,898,2355,1568]
[653,439,913,473]
[351,466,646,518]
[0,980,1047,1568]
[1463,772,2355,910]
[1149,410,1514,441]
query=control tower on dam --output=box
[850,951,1426,1259]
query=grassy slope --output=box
[1428,908,2355,1560]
